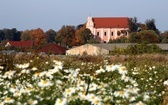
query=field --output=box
[0,53,168,105]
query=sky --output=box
[0,0,167,32]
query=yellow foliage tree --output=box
[30,28,46,48]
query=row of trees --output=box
[0,24,99,48]
[0,17,168,48]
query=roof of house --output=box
[39,43,66,54]
[7,41,33,48]
[92,17,129,28]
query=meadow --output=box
[0,53,168,105]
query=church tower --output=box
[86,16,94,36]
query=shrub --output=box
[110,43,163,55]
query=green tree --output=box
[87,37,100,44]
[21,30,32,41]
[0,30,5,42]
[45,29,57,43]
[137,30,159,43]
[12,28,21,41]
[55,25,75,48]
[108,36,128,43]
[128,17,140,33]
[128,32,140,43]
[160,30,168,43]
[2,28,15,40]
[145,19,160,35]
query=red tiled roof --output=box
[92,17,129,28]
[8,41,33,48]
[39,43,66,55]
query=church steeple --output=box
[86,16,94,28]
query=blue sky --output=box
[0,0,167,32]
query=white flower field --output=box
[0,55,168,105]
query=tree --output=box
[128,17,140,33]
[0,30,5,42]
[74,25,92,45]
[108,36,128,43]
[2,28,14,40]
[128,32,140,43]
[139,23,148,31]
[45,29,57,43]
[1,28,21,41]
[21,30,32,41]
[76,24,84,30]
[145,19,160,35]
[137,30,159,43]
[160,30,168,43]
[55,25,75,47]
[87,37,100,44]
[12,28,21,41]
[30,28,46,48]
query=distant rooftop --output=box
[92,17,129,28]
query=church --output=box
[86,17,129,43]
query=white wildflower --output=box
[4,97,14,104]
[63,87,76,97]
[38,79,53,88]
[3,70,16,79]
[28,99,38,105]
[31,67,38,71]
[163,80,168,86]
[118,66,128,75]
[106,64,118,72]
[121,75,130,82]
[135,101,145,105]
[95,67,105,75]
[55,98,67,105]
[114,89,129,99]
[91,96,102,105]
[15,63,30,69]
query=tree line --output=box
[0,24,99,49]
[109,17,168,43]
[0,17,168,49]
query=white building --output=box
[86,17,129,43]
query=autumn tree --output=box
[55,25,75,48]
[20,30,32,41]
[139,23,148,31]
[74,25,92,45]
[45,29,57,43]
[30,28,46,48]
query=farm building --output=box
[38,43,66,55]
[66,44,109,55]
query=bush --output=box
[110,43,163,55]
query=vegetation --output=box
[110,42,163,55]
[0,53,168,104]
